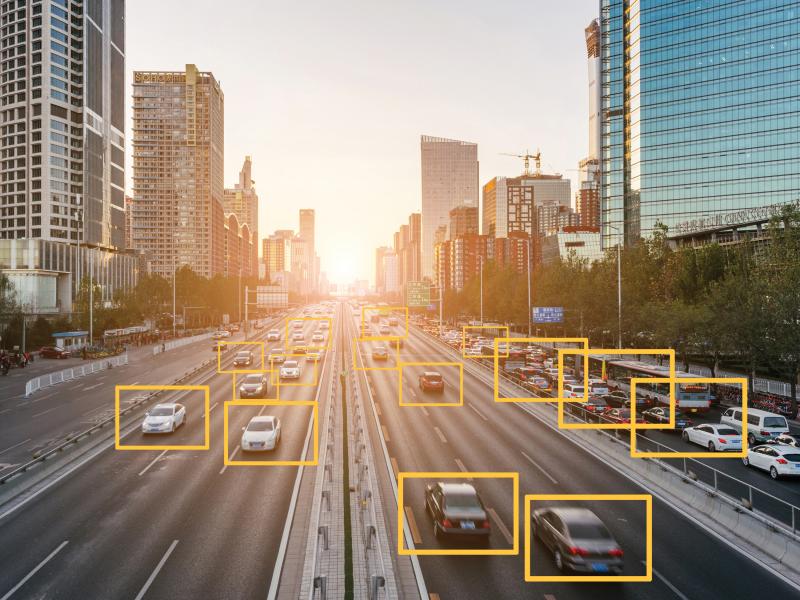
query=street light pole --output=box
[88,249,93,346]
[526,237,532,337]
[479,255,483,325]
[172,252,177,338]
[607,224,623,349]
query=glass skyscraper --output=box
[601,0,800,248]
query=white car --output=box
[292,332,304,342]
[320,321,330,330]
[142,403,186,434]
[312,332,325,343]
[292,321,304,330]
[241,416,281,451]
[211,330,226,340]
[267,329,281,342]
[743,444,800,479]
[306,350,322,361]
[681,424,742,452]
[562,384,584,399]
[589,379,609,396]
[280,360,301,379]
[268,350,285,365]
[379,325,391,335]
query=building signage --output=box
[533,306,564,323]
[675,199,800,235]
[407,281,431,308]
[134,72,186,84]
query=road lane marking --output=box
[31,407,59,419]
[375,403,382,416]
[219,445,240,475]
[0,540,69,600]
[420,406,429,417]
[521,450,558,485]
[207,401,219,414]
[138,450,169,476]
[454,458,472,480]
[404,506,423,545]
[487,508,514,546]
[390,457,399,480]
[81,383,103,391]
[381,425,391,443]
[649,564,689,600]
[26,391,57,404]
[133,539,179,600]
[0,408,11,415]
[467,402,488,421]
[0,438,31,457]
[433,427,447,444]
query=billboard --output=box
[257,285,289,308]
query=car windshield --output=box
[618,410,630,418]
[568,522,612,539]
[444,492,480,509]
[243,375,262,384]
[149,407,173,416]
[764,417,788,428]
[426,374,442,382]
[247,420,274,432]
[236,351,250,358]
[717,428,739,436]
[783,453,800,462]
[284,361,298,368]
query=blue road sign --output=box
[533,306,564,324]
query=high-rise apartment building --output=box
[131,65,225,279]
[483,174,570,239]
[263,229,293,278]
[601,1,800,248]
[585,18,601,165]
[420,135,478,279]
[434,233,493,292]
[448,205,478,239]
[298,209,316,291]
[375,245,393,294]
[224,156,258,275]
[0,0,137,315]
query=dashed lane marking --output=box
[138,449,169,476]
[521,450,558,485]
[0,540,69,600]
[487,507,514,546]
[0,438,31,457]
[649,564,690,600]
[133,539,179,600]
[454,458,472,480]
[81,383,103,391]
[404,506,423,545]
[381,425,391,443]
[468,402,488,421]
[433,427,447,444]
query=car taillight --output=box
[568,546,590,556]
[777,458,788,464]
[442,519,453,528]
[608,548,624,557]
[481,520,491,529]
[718,438,727,444]
[760,430,770,436]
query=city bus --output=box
[587,356,712,413]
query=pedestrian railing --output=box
[153,331,215,355]
[24,353,129,397]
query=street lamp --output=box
[606,224,623,349]
[479,254,483,326]
[526,236,532,336]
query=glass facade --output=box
[601,0,800,248]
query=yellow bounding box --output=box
[524,494,652,583]
[398,471,519,556]
[630,376,748,458]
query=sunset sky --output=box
[127,0,597,285]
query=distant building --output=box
[483,174,570,239]
[540,227,604,266]
[374,246,393,294]
[223,156,259,276]
[434,233,493,292]
[449,205,478,239]
[223,214,255,278]
[383,252,399,294]
[131,65,225,279]
[495,231,531,275]
[263,230,293,279]
[535,204,579,238]
[421,135,479,279]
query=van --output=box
[563,383,585,399]
[720,407,789,445]
[589,379,610,396]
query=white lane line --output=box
[0,540,69,600]
[433,426,447,444]
[520,450,558,485]
[468,402,488,421]
[138,449,169,476]
[420,406,429,417]
[81,383,103,391]
[31,407,59,419]
[487,507,514,546]
[0,408,11,416]
[219,445,240,475]
[0,438,31,457]
[454,458,472,480]
[649,564,690,600]
[207,401,219,415]
[133,539,179,600]
[26,391,57,405]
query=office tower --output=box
[224,156,258,275]
[434,233,493,292]
[601,0,800,248]
[131,65,225,279]
[576,18,602,229]
[0,0,137,314]
[298,208,316,291]
[382,252,399,294]
[263,230,293,279]
[375,246,393,294]
[420,135,478,279]
[448,205,478,239]
[483,174,570,239]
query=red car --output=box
[39,346,70,359]
[419,371,445,393]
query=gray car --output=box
[532,507,624,574]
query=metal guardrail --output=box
[24,353,129,397]
[416,324,800,540]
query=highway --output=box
[348,309,800,599]
[0,309,335,600]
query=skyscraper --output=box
[482,174,571,239]
[131,65,225,279]
[224,156,259,275]
[0,0,137,314]
[601,1,800,248]
[298,209,316,292]
[420,135,478,279]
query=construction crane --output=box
[500,149,542,177]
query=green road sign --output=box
[407,281,431,308]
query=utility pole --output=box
[526,237,532,336]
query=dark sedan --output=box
[641,406,693,430]
[419,371,445,393]
[425,482,490,541]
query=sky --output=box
[126,0,597,286]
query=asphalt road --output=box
[351,313,800,600]
[0,309,335,600]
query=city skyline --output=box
[126,0,597,285]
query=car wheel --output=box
[708,441,715,452]
[770,466,780,480]
[742,457,749,466]
[682,431,690,442]
[554,549,565,571]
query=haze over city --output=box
[127,0,596,285]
